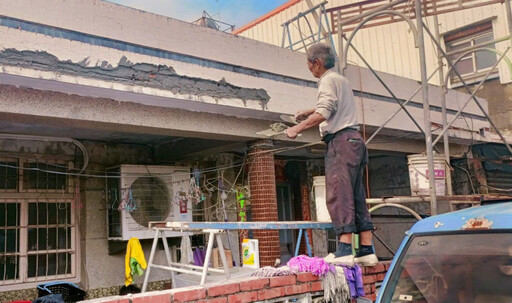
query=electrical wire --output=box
[480,184,512,192]
[189,158,248,214]
[0,160,244,180]
[0,148,250,180]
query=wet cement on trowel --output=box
[0,49,271,108]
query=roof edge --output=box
[232,0,302,35]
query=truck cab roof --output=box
[408,201,512,234]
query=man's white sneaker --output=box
[354,253,378,267]
[324,253,355,266]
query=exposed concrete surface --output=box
[81,142,183,289]
[0,84,321,143]
[0,138,76,155]
[460,79,512,136]
[0,81,492,149]
[0,49,271,107]
[0,0,314,82]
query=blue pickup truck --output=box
[376,201,512,303]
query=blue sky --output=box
[105,0,289,30]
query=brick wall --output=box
[247,140,280,267]
[81,261,391,303]
[361,261,391,302]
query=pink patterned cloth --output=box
[287,255,335,277]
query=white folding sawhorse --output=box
[141,221,333,292]
[141,223,231,293]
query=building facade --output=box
[0,0,498,299]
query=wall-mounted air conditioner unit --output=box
[106,165,191,240]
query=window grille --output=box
[0,162,17,191]
[0,203,20,282]
[0,199,76,287]
[23,161,67,191]
[27,202,73,279]
[0,158,77,289]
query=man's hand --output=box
[286,111,324,139]
[285,126,299,139]
[295,109,315,123]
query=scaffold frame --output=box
[281,0,512,215]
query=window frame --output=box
[444,19,499,87]
[0,160,19,192]
[0,157,80,291]
[20,159,72,193]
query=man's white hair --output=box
[306,43,336,69]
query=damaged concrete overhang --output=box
[0,71,284,122]
[0,49,286,122]
[0,83,323,150]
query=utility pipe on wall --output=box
[0,133,89,174]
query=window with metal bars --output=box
[0,162,18,191]
[23,162,67,191]
[0,203,20,281]
[27,202,73,279]
[0,200,76,286]
[0,159,77,288]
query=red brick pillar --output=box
[248,139,280,266]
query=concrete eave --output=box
[0,72,284,122]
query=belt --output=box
[322,127,358,144]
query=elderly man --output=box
[285,43,377,266]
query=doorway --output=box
[276,184,295,263]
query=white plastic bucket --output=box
[407,154,446,196]
[313,176,331,222]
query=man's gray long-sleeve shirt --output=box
[314,69,359,138]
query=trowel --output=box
[256,114,301,137]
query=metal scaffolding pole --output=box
[287,0,511,213]
[422,23,512,155]
[433,15,453,196]
[433,49,510,146]
[337,0,408,28]
[344,40,431,141]
[415,0,438,215]
[340,10,442,153]
[365,67,440,145]
[337,11,343,73]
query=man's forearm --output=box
[302,108,316,116]
[294,112,325,133]
[296,108,317,122]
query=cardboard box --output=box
[211,248,233,268]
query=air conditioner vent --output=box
[106,165,191,240]
[130,176,171,228]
